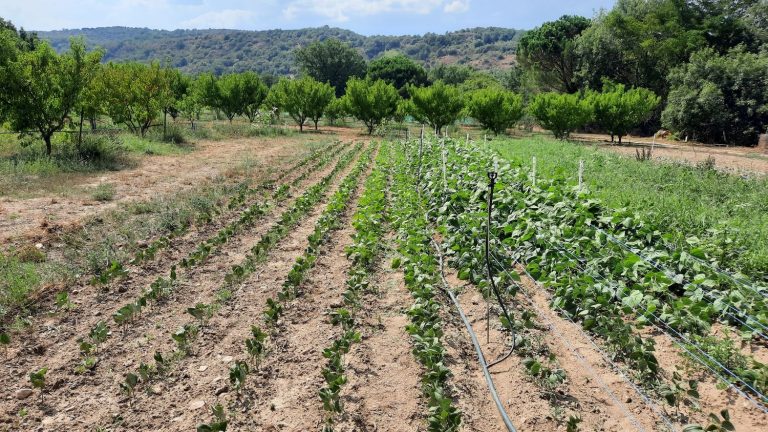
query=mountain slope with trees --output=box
[36,26,522,76]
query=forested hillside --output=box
[37,26,522,76]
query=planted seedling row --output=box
[191,143,375,431]
[93,142,341,285]
[107,141,345,338]
[388,140,462,432]
[318,143,390,430]
[116,143,365,407]
[432,137,764,416]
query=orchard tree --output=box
[528,92,593,139]
[466,88,524,135]
[268,77,334,132]
[239,72,268,123]
[517,15,591,93]
[367,54,427,97]
[588,82,660,144]
[100,61,173,137]
[407,81,464,134]
[294,38,366,97]
[324,96,347,126]
[343,77,401,135]
[0,36,103,155]
[177,93,203,130]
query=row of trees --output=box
[517,1,768,145]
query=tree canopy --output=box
[367,54,427,97]
[466,88,524,135]
[406,81,464,134]
[294,38,367,97]
[343,77,401,134]
[587,82,660,143]
[528,92,593,139]
[268,77,334,131]
[0,36,102,154]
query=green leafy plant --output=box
[245,326,268,369]
[682,410,735,432]
[197,404,228,432]
[228,360,250,392]
[29,368,48,402]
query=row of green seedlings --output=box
[95,142,341,283]
[116,144,364,409]
[108,143,346,337]
[319,144,390,431]
[389,141,462,432]
[441,138,741,422]
[411,137,588,428]
[226,140,344,211]
[195,144,376,431]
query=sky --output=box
[0,0,615,35]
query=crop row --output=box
[197,143,377,430]
[422,136,766,411]
[389,141,462,432]
[318,143,390,430]
[114,144,365,404]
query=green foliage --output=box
[662,47,768,145]
[517,15,591,92]
[197,404,228,432]
[212,72,268,123]
[91,183,116,202]
[343,77,401,134]
[100,61,173,137]
[528,92,593,139]
[324,97,347,125]
[268,77,334,131]
[683,410,735,432]
[228,360,249,391]
[294,38,367,97]
[29,367,47,400]
[466,88,524,135]
[407,81,464,134]
[587,82,660,143]
[367,54,427,97]
[0,36,102,154]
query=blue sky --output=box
[0,0,615,35]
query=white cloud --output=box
[444,0,469,13]
[283,0,458,22]
[181,9,257,29]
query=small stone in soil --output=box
[215,386,229,396]
[198,365,208,372]
[15,388,34,399]
[221,356,233,363]
[189,400,206,410]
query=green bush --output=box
[91,183,116,202]
[466,88,524,135]
[587,82,660,144]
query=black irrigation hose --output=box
[484,171,516,368]
[431,238,518,432]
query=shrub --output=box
[466,88,524,135]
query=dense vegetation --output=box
[37,26,522,76]
[518,0,768,145]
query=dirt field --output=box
[1,129,766,432]
[569,132,768,175]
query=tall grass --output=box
[489,136,768,278]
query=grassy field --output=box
[489,135,768,279]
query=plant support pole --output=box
[485,169,517,364]
[531,156,537,187]
[578,159,584,189]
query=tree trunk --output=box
[43,133,52,156]
[163,109,167,140]
[314,119,319,131]
[78,108,84,149]
[618,135,623,145]
[299,122,303,132]
[610,133,614,143]
[89,116,97,131]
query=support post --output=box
[531,156,537,187]
[578,159,584,190]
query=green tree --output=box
[407,81,464,134]
[100,62,173,137]
[466,88,524,135]
[587,82,660,143]
[177,92,203,130]
[367,54,427,97]
[517,15,592,93]
[215,72,268,123]
[0,37,103,155]
[294,38,367,97]
[661,47,768,145]
[528,92,593,139]
[427,64,474,85]
[324,96,347,126]
[268,77,334,132]
[343,77,401,134]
